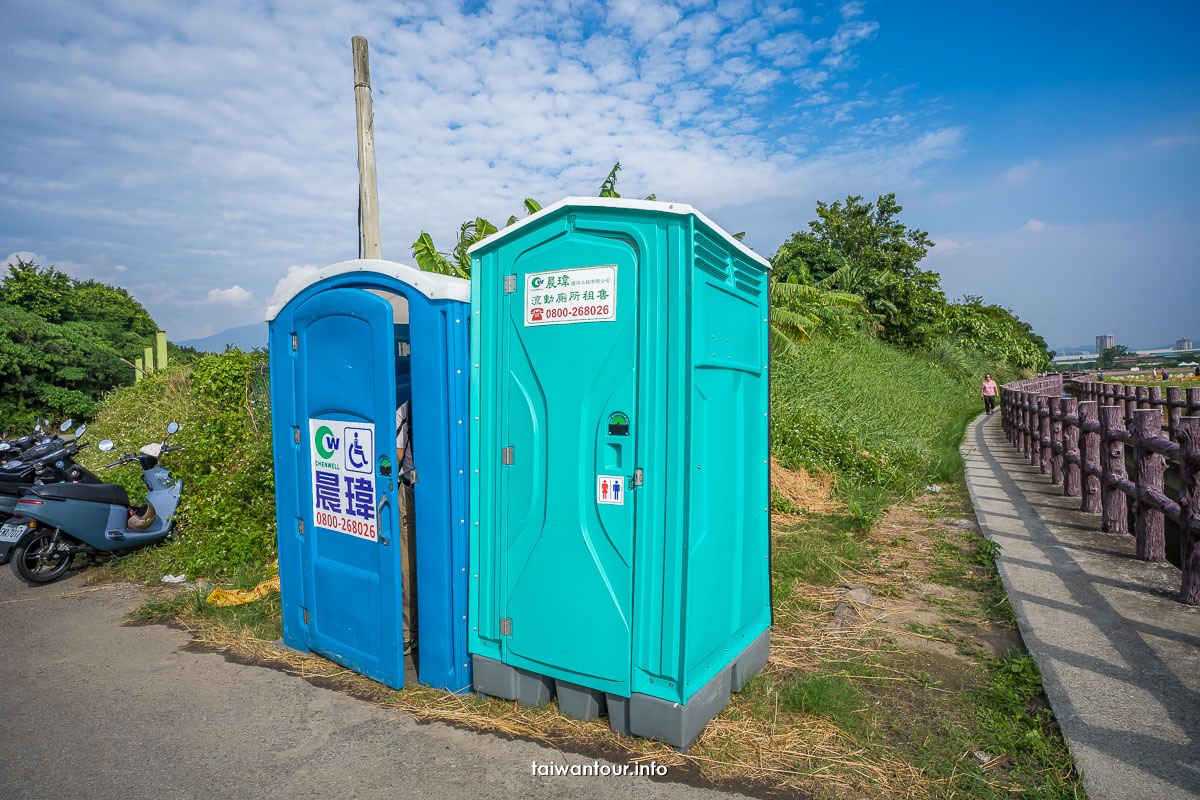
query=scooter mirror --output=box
[60,418,74,432]
[34,425,42,433]
[77,423,87,436]
[167,421,179,435]
[40,419,50,428]
[98,439,115,452]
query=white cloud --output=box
[113,264,127,272]
[929,238,971,258]
[1004,159,1041,185]
[839,2,865,19]
[1022,219,1046,231]
[265,264,323,315]
[5,251,47,269]
[0,0,958,338]
[200,285,255,307]
[1148,133,1198,149]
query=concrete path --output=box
[0,568,742,800]
[963,413,1200,800]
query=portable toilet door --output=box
[267,259,472,692]
[467,198,771,750]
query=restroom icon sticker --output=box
[597,475,625,506]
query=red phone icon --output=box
[530,307,544,321]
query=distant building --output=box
[1177,337,1194,351]
[1096,334,1115,354]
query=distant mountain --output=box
[176,322,267,353]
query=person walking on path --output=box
[981,374,998,415]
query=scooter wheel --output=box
[10,528,74,585]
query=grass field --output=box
[106,332,1082,798]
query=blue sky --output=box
[1,0,1196,347]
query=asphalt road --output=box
[0,567,742,800]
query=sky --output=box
[1,0,1196,348]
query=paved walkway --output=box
[963,413,1200,800]
[0,569,740,800]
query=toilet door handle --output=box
[377,493,390,546]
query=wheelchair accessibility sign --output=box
[309,419,378,541]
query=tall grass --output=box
[770,333,1019,516]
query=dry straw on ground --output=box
[771,458,840,514]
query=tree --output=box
[937,295,1052,372]
[0,259,158,431]
[411,164,648,279]
[768,276,866,356]
[1099,345,1129,369]
[774,194,945,347]
[2,257,72,322]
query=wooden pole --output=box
[1062,398,1081,497]
[1049,396,1064,485]
[1131,408,1167,562]
[1036,395,1046,472]
[1099,406,1128,533]
[1177,417,1200,605]
[143,345,155,374]
[156,330,168,370]
[134,357,144,383]
[1167,387,1183,441]
[352,35,382,260]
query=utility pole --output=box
[352,35,382,259]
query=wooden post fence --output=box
[997,374,1200,605]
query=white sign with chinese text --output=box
[309,419,377,541]
[525,265,617,326]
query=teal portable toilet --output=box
[467,198,771,750]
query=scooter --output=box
[3,422,185,585]
[0,419,60,456]
[0,421,100,554]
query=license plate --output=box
[0,522,27,542]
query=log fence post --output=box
[1136,385,1149,411]
[1177,417,1200,606]
[1030,395,1042,468]
[1049,396,1064,485]
[1020,392,1030,455]
[1099,405,1129,533]
[1080,401,1101,513]
[1039,397,1052,474]
[1125,386,1137,424]
[1131,408,1167,562]
[1189,388,1200,417]
[1063,398,1081,497]
[1167,387,1183,441]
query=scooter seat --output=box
[27,482,130,506]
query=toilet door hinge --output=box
[503,275,516,293]
[302,607,310,624]
[501,447,514,465]
[633,468,643,487]
[298,519,305,535]
[291,333,298,351]
[499,617,512,636]
[293,427,301,444]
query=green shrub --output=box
[78,350,275,578]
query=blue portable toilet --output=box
[267,259,471,693]
[466,199,771,750]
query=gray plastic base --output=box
[471,654,554,706]
[470,630,769,752]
